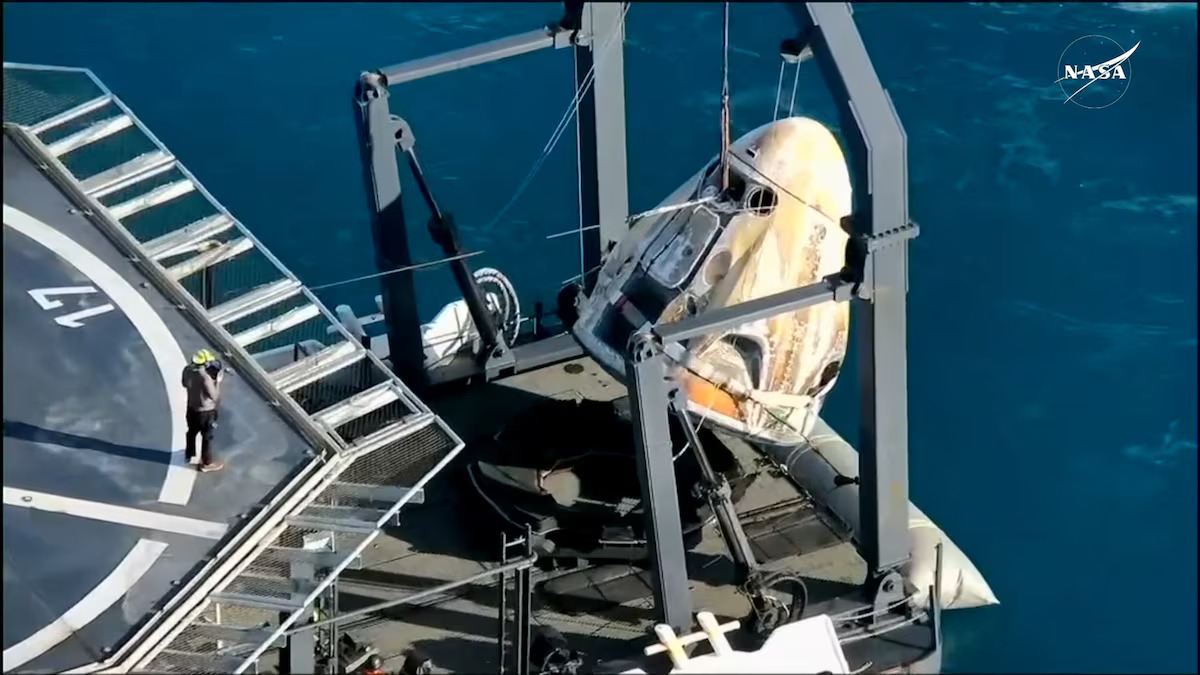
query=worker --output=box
[182,348,225,472]
[361,654,387,675]
[401,650,433,675]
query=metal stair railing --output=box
[4,62,466,674]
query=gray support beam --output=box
[797,2,913,576]
[380,28,567,86]
[574,2,629,293]
[656,276,851,344]
[354,74,428,391]
[572,21,601,292]
[586,3,630,257]
[625,333,691,633]
[282,555,539,635]
[281,560,316,675]
[356,12,577,387]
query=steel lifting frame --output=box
[629,3,919,630]
[354,1,917,633]
[354,2,627,390]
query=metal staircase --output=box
[4,63,465,674]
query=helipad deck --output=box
[3,134,314,673]
[3,62,462,674]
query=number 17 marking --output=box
[28,286,116,328]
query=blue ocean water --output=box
[4,2,1196,672]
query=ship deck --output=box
[329,356,935,673]
[3,59,937,674]
[2,136,316,672]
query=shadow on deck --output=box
[329,356,891,672]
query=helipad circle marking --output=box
[1,540,167,672]
[3,204,195,671]
[3,204,194,505]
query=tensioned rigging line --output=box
[611,4,832,451]
[774,60,786,122]
[543,196,721,241]
[560,5,736,277]
[307,3,631,294]
[313,5,831,301]
[772,59,801,120]
[719,1,732,193]
[556,11,836,275]
[787,58,802,117]
[307,251,484,291]
[773,57,802,120]
[732,150,837,225]
[479,2,631,235]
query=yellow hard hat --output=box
[192,348,217,365]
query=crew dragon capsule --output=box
[572,116,853,446]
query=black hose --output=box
[752,571,810,635]
[767,572,810,624]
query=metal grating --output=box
[212,604,278,632]
[3,64,105,126]
[344,423,457,484]
[3,62,466,674]
[153,649,242,674]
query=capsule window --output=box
[818,360,841,388]
[806,360,842,396]
[703,248,733,286]
[744,185,778,216]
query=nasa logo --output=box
[1056,35,1141,109]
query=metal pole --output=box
[572,19,600,294]
[517,525,533,675]
[573,2,629,293]
[401,147,504,357]
[379,28,563,86]
[513,546,527,674]
[353,73,428,390]
[328,576,341,675]
[932,542,944,651]
[283,555,538,636]
[626,333,692,632]
[794,2,915,577]
[671,402,757,581]
[284,560,316,675]
[586,3,630,259]
[497,533,508,674]
[201,266,214,309]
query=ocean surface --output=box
[4,2,1196,672]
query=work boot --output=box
[200,461,225,473]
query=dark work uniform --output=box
[181,364,221,466]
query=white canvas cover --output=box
[621,612,851,674]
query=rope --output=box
[773,60,785,122]
[543,195,719,241]
[560,262,604,287]
[718,2,732,192]
[546,167,822,287]
[773,51,804,120]
[306,3,631,295]
[631,195,719,224]
[307,251,484,291]
[788,58,801,117]
[730,151,836,224]
[479,2,631,236]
